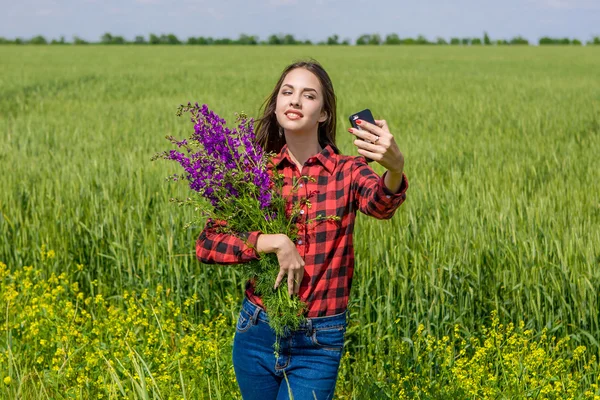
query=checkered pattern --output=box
[196,144,408,317]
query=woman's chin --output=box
[281,124,314,134]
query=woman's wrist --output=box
[256,233,287,254]
[383,169,405,194]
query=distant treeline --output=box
[2,32,600,46]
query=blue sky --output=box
[2,0,599,43]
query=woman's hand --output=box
[348,119,405,174]
[257,234,305,296]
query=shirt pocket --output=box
[314,204,347,233]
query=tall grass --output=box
[1,45,599,393]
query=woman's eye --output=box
[281,91,314,99]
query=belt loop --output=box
[305,318,313,336]
[250,304,261,325]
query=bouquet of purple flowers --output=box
[154,103,318,349]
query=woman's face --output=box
[275,68,327,134]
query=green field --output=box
[1,46,600,398]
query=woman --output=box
[196,59,408,399]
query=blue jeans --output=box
[232,297,347,400]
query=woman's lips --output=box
[285,112,302,120]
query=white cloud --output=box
[209,7,225,19]
[35,9,55,16]
[269,0,298,6]
[530,0,600,9]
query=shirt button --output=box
[298,240,303,245]
[300,210,305,214]
[299,183,304,188]
[386,195,391,199]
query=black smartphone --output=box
[349,108,376,163]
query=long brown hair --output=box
[255,59,339,156]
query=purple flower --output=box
[165,103,273,210]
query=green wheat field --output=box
[1,46,600,399]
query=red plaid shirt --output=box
[196,143,408,317]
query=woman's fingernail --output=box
[356,119,362,125]
[347,128,353,133]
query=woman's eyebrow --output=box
[281,84,318,93]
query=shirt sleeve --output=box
[351,156,408,220]
[195,218,263,265]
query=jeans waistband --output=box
[241,296,347,331]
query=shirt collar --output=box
[271,143,338,175]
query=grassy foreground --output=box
[1,46,599,398]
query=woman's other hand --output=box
[256,234,305,296]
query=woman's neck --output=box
[285,134,322,170]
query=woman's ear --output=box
[318,110,328,123]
